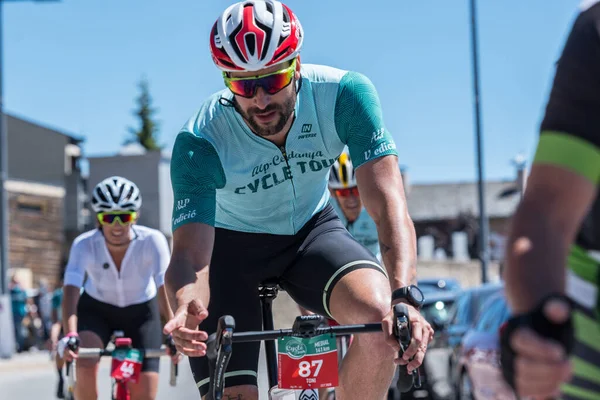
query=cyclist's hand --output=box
[382,302,433,373]
[506,299,573,399]
[57,333,79,362]
[163,299,209,357]
[165,334,184,364]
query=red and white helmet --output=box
[210,0,304,72]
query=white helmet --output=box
[209,0,304,72]
[91,176,142,213]
[329,150,357,189]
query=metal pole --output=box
[469,0,490,284]
[0,0,9,295]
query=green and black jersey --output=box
[535,1,600,398]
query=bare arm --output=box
[165,223,215,315]
[157,285,174,323]
[61,285,81,334]
[505,164,596,313]
[356,155,417,290]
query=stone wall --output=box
[6,180,65,290]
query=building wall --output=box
[7,115,71,187]
[6,180,65,290]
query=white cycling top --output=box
[63,225,170,308]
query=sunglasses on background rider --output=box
[97,211,138,226]
[223,58,297,98]
[334,187,359,198]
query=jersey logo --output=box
[176,198,190,211]
[371,127,385,142]
[299,124,317,139]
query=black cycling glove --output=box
[499,294,575,391]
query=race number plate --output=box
[278,334,338,389]
[110,348,143,383]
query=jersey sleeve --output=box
[63,236,88,288]
[334,71,398,168]
[149,231,171,287]
[536,5,600,183]
[170,130,226,232]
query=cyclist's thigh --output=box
[190,228,267,398]
[121,296,162,373]
[281,212,386,319]
[76,292,112,367]
[561,303,600,400]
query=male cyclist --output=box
[58,176,179,400]
[163,1,433,399]
[329,149,382,261]
[500,1,600,399]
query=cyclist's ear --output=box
[295,56,301,79]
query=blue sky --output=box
[5,0,581,183]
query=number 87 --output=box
[298,360,323,378]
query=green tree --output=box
[125,76,162,150]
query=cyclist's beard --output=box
[239,95,296,137]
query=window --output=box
[16,196,46,215]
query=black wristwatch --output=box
[392,285,425,310]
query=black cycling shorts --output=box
[77,292,163,373]
[191,204,386,396]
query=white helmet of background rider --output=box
[209,0,304,72]
[91,176,142,213]
[329,150,357,189]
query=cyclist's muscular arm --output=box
[165,223,214,313]
[163,130,225,354]
[505,165,596,313]
[165,130,224,309]
[506,5,600,313]
[357,157,417,289]
[335,71,416,289]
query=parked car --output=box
[418,278,462,296]
[434,282,504,397]
[452,291,515,399]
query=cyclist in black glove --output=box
[501,2,600,399]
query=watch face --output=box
[410,286,424,303]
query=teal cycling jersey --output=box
[170,64,398,235]
[330,199,381,260]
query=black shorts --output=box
[191,204,386,396]
[77,292,163,373]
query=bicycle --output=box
[63,331,179,400]
[206,280,421,400]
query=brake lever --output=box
[165,335,178,386]
[207,315,236,400]
[393,303,417,393]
